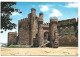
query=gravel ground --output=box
[1,47,78,56]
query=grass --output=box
[8,46,30,48]
[8,45,78,48]
[8,46,17,48]
[59,46,78,47]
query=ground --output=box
[1,47,78,56]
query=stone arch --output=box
[44,31,49,40]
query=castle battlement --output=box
[8,8,78,47]
[37,18,43,21]
[18,18,28,24]
[41,23,49,28]
[43,23,49,26]
[58,18,77,26]
[31,8,36,11]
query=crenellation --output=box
[8,31,17,46]
[58,18,77,26]
[49,17,59,48]
[8,8,78,47]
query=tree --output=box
[1,2,22,32]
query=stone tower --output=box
[49,17,59,48]
[29,8,37,46]
[38,13,44,47]
[8,31,17,46]
[18,18,30,45]
[8,8,78,47]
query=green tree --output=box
[1,2,22,32]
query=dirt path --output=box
[1,47,78,56]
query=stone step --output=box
[40,41,50,47]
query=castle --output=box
[8,8,78,48]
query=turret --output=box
[38,13,43,33]
[38,13,44,47]
[31,8,36,17]
[49,17,59,48]
[50,17,58,25]
[31,8,36,13]
[38,25,44,47]
[50,17,58,40]
[29,8,36,46]
[39,13,43,19]
[38,13,43,24]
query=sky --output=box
[0,2,78,43]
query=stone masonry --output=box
[8,8,78,47]
[8,31,17,46]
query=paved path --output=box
[1,47,78,56]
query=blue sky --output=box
[1,2,78,43]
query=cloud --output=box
[32,5,36,7]
[50,8,63,17]
[65,2,78,8]
[11,12,21,16]
[39,5,49,12]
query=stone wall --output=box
[59,35,78,46]
[38,13,44,47]
[58,18,78,46]
[18,18,30,45]
[41,18,78,46]
[58,18,76,26]
[28,8,38,46]
[8,31,17,46]
[49,17,59,48]
[8,8,78,47]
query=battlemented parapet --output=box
[40,23,49,34]
[18,18,30,45]
[58,18,78,46]
[8,31,17,46]
[49,17,58,40]
[49,17,59,48]
[8,8,78,47]
[58,18,76,26]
